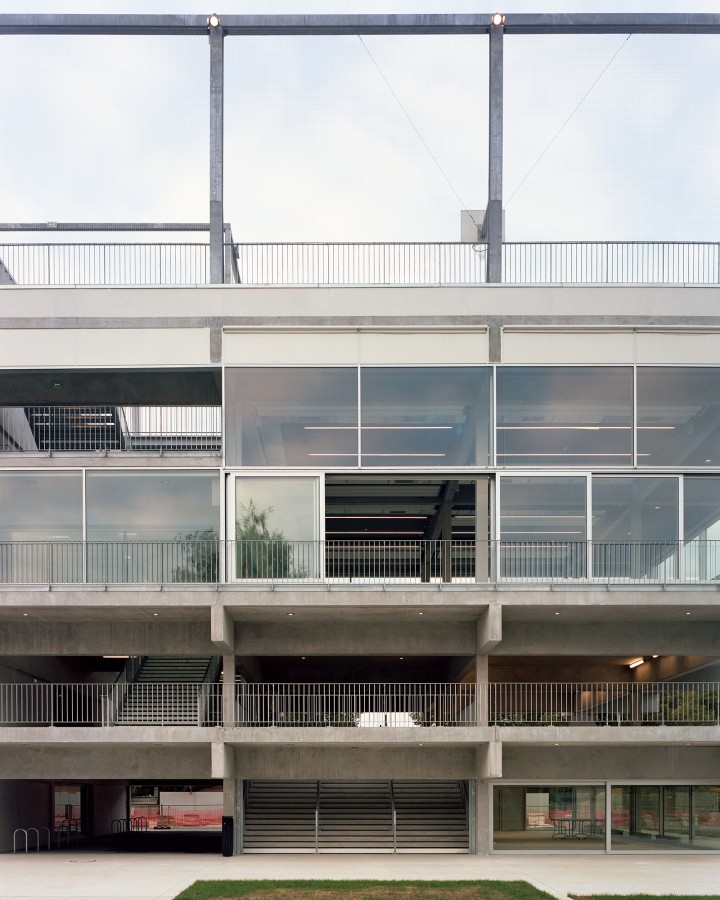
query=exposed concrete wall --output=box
[498,622,720,657]
[503,745,720,781]
[235,622,477,656]
[234,747,478,780]
[0,747,211,780]
[0,623,215,656]
[0,781,50,852]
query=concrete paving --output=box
[1,851,720,900]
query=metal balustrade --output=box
[2,241,718,286]
[3,681,718,728]
[236,683,477,727]
[0,405,221,453]
[0,682,223,726]
[502,241,720,284]
[489,682,720,726]
[0,539,719,585]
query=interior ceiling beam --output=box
[1,14,720,36]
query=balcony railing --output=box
[0,682,222,726]
[1,241,718,286]
[489,682,720,726]
[0,405,221,453]
[236,682,476,727]
[2,681,718,728]
[0,539,718,585]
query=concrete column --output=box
[222,653,236,727]
[474,477,490,582]
[476,654,489,726]
[209,20,225,284]
[486,23,504,284]
[474,779,492,854]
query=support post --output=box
[209,19,225,284]
[486,23,504,283]
[223,653,236,727]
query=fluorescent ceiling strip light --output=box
[629,658,645,669]
[308,453,446,457]
[502,530,584,535]
[329,531,425,536]
[326,516,427,520]
[304,426,453,430]
[501,515,586,519]
[497,453,632,458]
[498,425,630,431]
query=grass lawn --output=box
[175,880,555,899]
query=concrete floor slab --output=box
[1,851,720,900]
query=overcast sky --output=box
[0,1,719,242]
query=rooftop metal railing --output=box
[0,405,221,453]
[489,682,720,726]
[0,682,223,726]
[0,539,718,585]
[236,682,476,727]
[2,241,717,286]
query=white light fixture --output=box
[491,12,505,26]
[652,655,659,658]
[629,658,645,669]
[103,655,130,659]
[207,13,221,28]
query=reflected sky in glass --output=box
[0,472,82,540]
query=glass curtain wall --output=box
[499,476,587,578]
[612,785,720,850]
[0,472,83,582]
[493,785,606,849]
[496,367,633,467]
[360,367,491,467]
[637,368,720,467]
[592,477,679,580]
[85,472,220,582]
[684,477,720,581]
[224,368,359,467]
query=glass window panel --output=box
[0,472,82,540]
[360,367,491,467]
[0,472,83,583]
[234,476,319,579]
[499,476,587,578]
[497,367,633,467]
[493,785,605,850]
[637,367,720,466]
[592,477,678,580]
[225,367,358,467]
[86,472,220,583]
[611,786,720,850]
[683,477,720,582]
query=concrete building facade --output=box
[1,11,720,857]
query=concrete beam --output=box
[478,605,502,653]
[211,741,235,780]
[234,621,477,656]
[0,745,211,780]
[233,746,479,780]
[478,741,502,779]
[503,744,720,781]
[211,606,234,653]
[499,621,720,657]
[1,14,719,37]
[0,622,216,656]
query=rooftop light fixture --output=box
[491,13,505,26]
[207,14,221,28]
[629,658,645,669]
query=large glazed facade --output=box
[1,281,720,854]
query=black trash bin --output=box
[221,815,234,856]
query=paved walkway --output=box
[1,851,720,900]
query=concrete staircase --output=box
[114,656,217,725]
[242,780,468,853]
[243,781,318,852]
[394,781,468,851]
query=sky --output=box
[0,1,719,242]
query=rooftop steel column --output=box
[486,21,504,283]
[209,17,225,284]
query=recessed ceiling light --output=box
[301,657,306,660]
[554,612,560,616]
[686,612,692,616]
[288,612,294,617]
[418,612,424,616]
[152,612,159,617]
[22,612,29,617]
[399,657,404,660]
